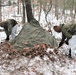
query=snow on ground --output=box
[0,27,6,43]
[0,48,76,75]
[69,35,76,58]
[10,23,23,40]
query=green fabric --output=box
[58,24,76,47]
[61,24,76,39]
[7,20,13,34]
[6,19,17,35]
[11,20,58,50]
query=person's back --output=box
[61,24,76,36]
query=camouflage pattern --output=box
[61,24,76,39]
[0,19,17,40]
[59,24,76,47]
[6,19,17,35]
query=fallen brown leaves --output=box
[20,43,48,58]
[0,42,18,53]
[0,42,19,59]
[0,42,60,62]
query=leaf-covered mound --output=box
[11,19,58,50]
[0,42,65,62]
[0,42,57,60]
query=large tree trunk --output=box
[25,0,34,22]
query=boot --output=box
[68,48,72,58]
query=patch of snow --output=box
[46,48,54,53]
[69,35,76,58]
[10,23,23,40]
[0,32,6,43]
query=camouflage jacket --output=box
[59,24,76,47]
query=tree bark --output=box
[17,0,19,14]
[22,0,26,23]
[25,0,34,22]
[0,0,2,21]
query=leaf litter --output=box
[0,42,76,75]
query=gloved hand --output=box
[65,38,70,45]
[57,46,60,49]
[65,40,69,45]
[58,41,64,48]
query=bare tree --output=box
[0,0,2,21]
[70,0,74,19]
[55,0,58,20]
[17,0,19,14]
[38,1,42,21]
[22,0,26,23]
[42,0,52,23]
[25,0,34,22]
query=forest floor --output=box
[0,42,76,75]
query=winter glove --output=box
[65,40,69,45]
[65,38,70,45]
[58,41,64,48]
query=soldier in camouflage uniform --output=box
[0,19,17,41]
[53,24,76,58]
[53,24,76,48]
